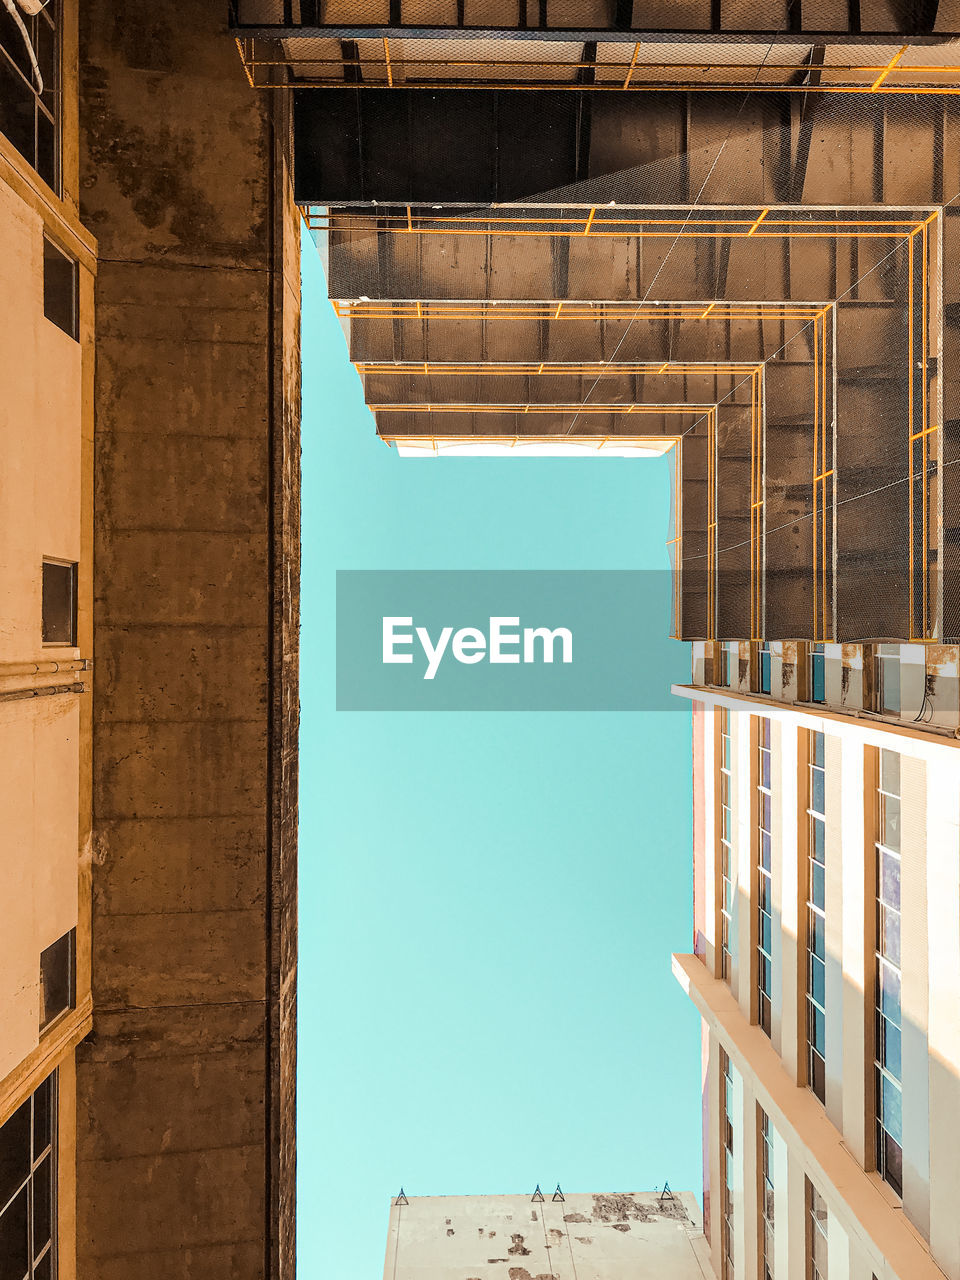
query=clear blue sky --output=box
[298,238,703,1277]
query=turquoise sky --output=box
[298,238,703,1277]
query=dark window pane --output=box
[760,650,771,693]
[811,1004,825,1053]
[0,53,35,163]
[809,953,826,1006]
[760,792,771,833]
[760,830,771,871]
[43,237,77,339]
[32,1076,52,1158]
[34,1248,52,1280]
[879,657,901,714]
[35,16,55,90]
[810,861,825,911]
[811,817,825,860]
[36,108,55,189]
[810,1047,826,1101]
[32,1154,52,1254]
[0,1185,28,1280]
[812,731,825,768]
[0,1102,30,1211]
[760,908,771,955]
[40,929,75,1030]
[41,561,76,645]
[809,912,824,958]
[883,1132,903,1196]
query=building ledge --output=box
[672,953,946,1280]
[671,683,960,758]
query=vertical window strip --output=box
[721,1048,736,1280]
[720,707,734,982]
[758,640,772,694]
[759,1108,775,1280]
[807,1181,829,1280]
[757,717,773,1036]
[809,643,825,703]
[806,730,827,1103]
[0,0,60,190]
[875,749,903,1197]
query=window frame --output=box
[719,706,734,983]
[758,1106,775,1280]
[874,748,903,1198]
[721,1048,736,1280]
[806,1179,828,1280]
[805,730,827,1103]
[41,557,78,647]
[0,1070,58,1279]
[0,0,61,192]
[756,716,773,1037]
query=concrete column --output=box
[899,756,930,1241]
[840,743,869,1164]
[77,5,300,1277]
[785,1149,808,1280]
[824,733,845,1130]
[772,1119,791,1280]
[736,711,756,1020]
[828,1205,852,1280]
[779,722,801,1083]
[926,756,960,1279]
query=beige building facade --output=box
[1,1,300,1276]
[382,1191,712,1279]
[0,2,93,1274]
[674,643,960,1280]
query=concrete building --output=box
[262,16,960,1280]
[1,2,299,1277]
[382,1190,712,1279]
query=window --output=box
[875,645,901,716]
[807,1181,828,1280]
[42,238,77,340]
[758,641,772,694]
[759,1108,775,1280]
[806,731,827,1103]
[41,560,76,645]
[875,749,903,1197]
[808,644,825,704]
[757,718,773,1036]
[721,1049,736,1280]
[39,929,74,1032]
[0,1071,57,1279]
[0,0,59,189]
[720,642,736,689]
[719,708,734,982]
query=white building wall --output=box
[681,686,960,1280]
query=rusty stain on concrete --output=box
[508,1234,531,1256]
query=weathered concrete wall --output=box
[78,3,299,1275]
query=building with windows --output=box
[0,1,299,1277]
[381,1190,711,1279]
[254,10,960,1280]
[674,650,960,1280]
[1,2,94,1271]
